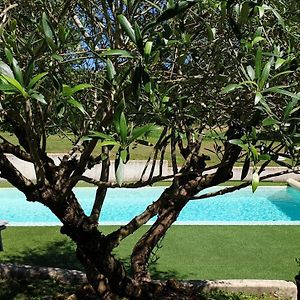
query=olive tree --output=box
[0,0,299,298]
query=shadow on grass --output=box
[1,239,82,271]
[2,239,185,280]
[116,255,186,281]
[0,241,82,299]
[0,278,78,300]
[0,243,274,300]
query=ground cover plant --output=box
[0,0,300,299]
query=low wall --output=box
[0,264,297,300]
[204,167,300,182]
[2,154,169,182]
[193,279,297,300]
[2,154,300,183]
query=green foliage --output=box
[1,1,300,295]
[251,171,260,193]
[117,14,137,44]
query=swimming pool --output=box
[1,186,300,225]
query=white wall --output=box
[2,154,300,183]
[2,154,169,182]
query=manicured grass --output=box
[1,226,299,281]
[0,132,222,165]
[2,132,285,168]
[0,132,74,154]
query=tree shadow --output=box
[2,239,184,280]
[1,239,82,271]
[0,277,78,300]
[150,261,186,280]
[116,255,187,281]
[0,242,252,300]
[0,240,84,299]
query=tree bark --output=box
[38,189,141,298]
[131,200,187,283]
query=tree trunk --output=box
[39,189,142,298]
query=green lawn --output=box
[1,131,284,168]
[0,131,224,165]
[1,226,299,281]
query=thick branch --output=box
[0,139,32,162]
[65,140,98,192]
[131,197,188,282]
[0,152,34,193]
[107,196,164,249]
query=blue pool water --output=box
[1,186,300,225]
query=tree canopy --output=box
[0,0,300,298]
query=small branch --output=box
[170,128,178,175]
[159,143,167,177]
[4,110,29,152]
[72,14,92,42]
[79,173,175,188]
[157,74,204,84]
[57,0,77,23]
[191,169,298,201]
[0,4,18,26]
[36,103,47,154]
[0,4,18,18]
[89,147,110,222]
[140,127,168,181]
[24,99,45,185]
[66,140,98,191]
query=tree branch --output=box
[106,198,162,250]
[0,138,32,162]
[0,152,34,193]
[23,99,45,185]
[191,169,298,200]
[79,172,176,188]
[89,147,110,223]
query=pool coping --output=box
[6,221,300,226]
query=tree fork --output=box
[131,197,188,283]
[46,192,140,299]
